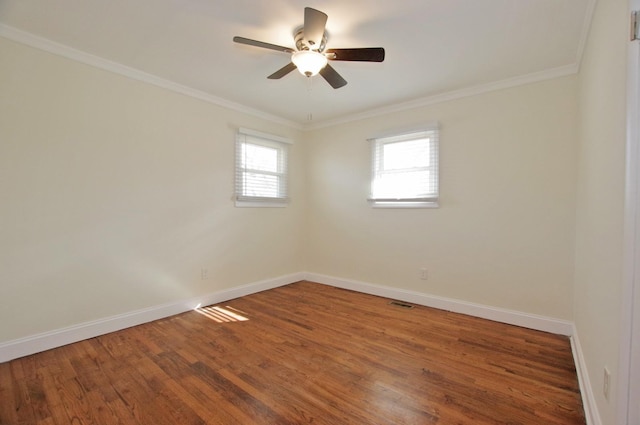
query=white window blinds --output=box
[369,127,439,207]
[235,128,290,205]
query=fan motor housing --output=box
[294,27,327,52]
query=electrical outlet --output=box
[420,268,428,280]
[201,268,209,280]
[603,367,611,400]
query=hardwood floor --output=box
[0,281,585,424]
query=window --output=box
[369,126,439,208]
[235,128,290,207]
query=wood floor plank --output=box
[0,362,19,425]
[0,281,585,424]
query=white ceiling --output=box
[0,0,594,128]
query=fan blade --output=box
[268,63,297,79]
[326,48,385,62]
[319,64,347,89]
[303,7,328,49]
[233,36,294,53]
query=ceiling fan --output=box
[233,7,385,89]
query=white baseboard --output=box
[305,272,574,335]
[0,271,601,423]
[0,272,304,363]
[570,327,602,425]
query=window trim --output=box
[368,125,439,209]
[235,128,291,208]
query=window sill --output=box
[370,201,439,209]
[235,200,287,208]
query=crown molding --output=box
[1,19,589,132]
[304,63,579,130]
[305,0,595,131]
[0,24,303,130]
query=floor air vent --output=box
[389,301,414,309]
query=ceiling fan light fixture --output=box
[233,7,384,89]
[291,50,328,77]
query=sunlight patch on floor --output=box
[195,305,249,323]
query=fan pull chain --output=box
[306,76,315,122]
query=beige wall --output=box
[305,77,579,319]
[1,33,581,343]
[0,37,305,341]
[574,0,629,422]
